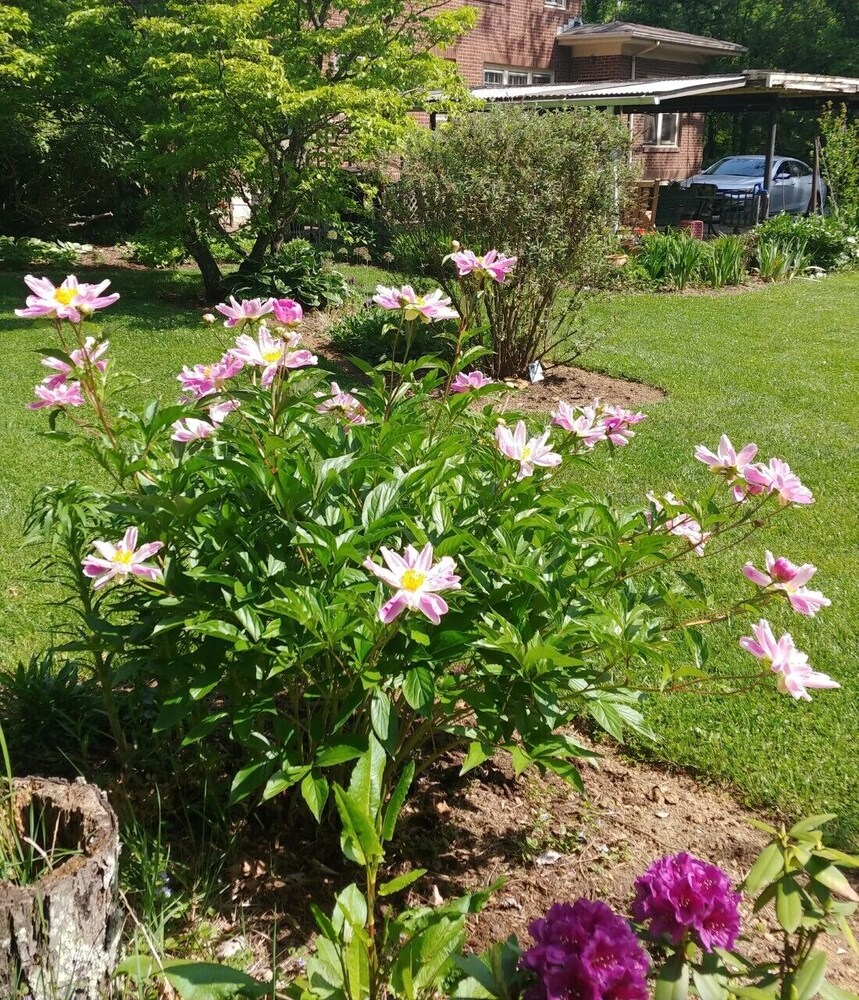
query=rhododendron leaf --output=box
[378,868,426,896]
[789,814,838,836]
[776,877,803,932]
[795,950,828,1000]
[744,842,785,893]
[805,857,859,901]
[655,953,690,1000]
[820,981,859,1000]
[692,967,730,1000]
[748,818,781,836]
[815,848,859,869]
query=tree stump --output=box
[0,777,122,1000]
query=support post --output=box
[761,111,778,221]
[807,135,821,215]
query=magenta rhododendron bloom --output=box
[82,527,163,590]
[743,552,831,616]
[363,543,460,625]
[178,355,244,400]
[231,325,317,388]
[42,337,109,388]
[208,399,241,425]
[695,435,758,501]
[449,248,518,284]
[315,382,368,427]
[16,275,119,323]
[171,417,215,443]
[600,404,647,447]
[495,421,562,480]
[632,853,742,952]
[740,619,839,701]
[450,371,493,393]
[372,284,458,323]
[29,380,86,410]
[272,298,303,327]
[522,899,649,1000]
[215,296,274,328]
[743,458,814,506]
[551,400,608,448]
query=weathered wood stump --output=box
[0,777,122,1000]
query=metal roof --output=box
[556,20,747,55]
[471,71,859,109]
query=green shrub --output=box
[819,103,859,225]
[126,238,187,269]
[391,106,631,375]
[224,238,350,308]
[754,237,813,282]
[700,235,749,288]
[634,230,706,289]
[754,213,859,272]
[0,236,86,271]
[330,306,456,365]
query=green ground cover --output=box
[0,267,856,842]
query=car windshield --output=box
[703,156,766,177]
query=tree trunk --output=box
[184,228,223,301]
[0,777,121,1000]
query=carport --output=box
[462,70,859,222]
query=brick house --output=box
[441,5,747,180]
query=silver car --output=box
[682,155,826,214]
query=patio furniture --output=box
[682,183,719,236]
[718,190,764,232]
[623,180,662,231]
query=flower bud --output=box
[202,313,216,324]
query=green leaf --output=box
[334,786,383,865]
[820,981,859,1000]
[732,987,779,1000]
[301,772,329,823]
[654,953,690,1000]
[382,760,415,842]
[229,760,274,805]
[744,842,785,893]
[691,967,730,1000]
[776,876,803,933]
[806,857,859,901]
[348,735,386,820]
[789,814,837,836]
[362,478,401,528]
[795,950,827,1000]
[378,868,427,896]
[115,957,268,999]
[370,689,398,755]
[402,666,435,711]
[460,741,492,775]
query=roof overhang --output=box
[555,21,747,60]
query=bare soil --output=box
[494,365,665,413]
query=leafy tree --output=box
[3,0,476,296]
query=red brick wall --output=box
[443,0,581,87]
[630,112,705,181]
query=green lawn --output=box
[1,267,856,843]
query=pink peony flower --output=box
[177,355,244,400]
[272,298,303,327]
[551,400,608,448]
[372,285,458,323]
[15,275,119,323]
[315,381,368,427]
[648,492,710,556]
[743,552,831,617]
[215,296,274,328]
[495,421,562,481]
[82,527,163,590]
[171,417,215,443]
[450,371,493,393]
[448,248,518,284]
[363,542,460,625]
[740,619,839,701]
[600,404,647,447]
[743,458,814,506]
[28,380,85,410]
[207,399,241,425]
[231,324,317,388]
[41,337,109,388]
[695,435,758,501]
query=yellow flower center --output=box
[521,446,533,461]
[114,550,134,566]
[401,569,426,592]
[261,348,282,363]
[54,287,78,306]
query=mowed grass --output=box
[1,267,857,843]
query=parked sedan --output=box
[682,155,826,214]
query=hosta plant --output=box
[17,263,839,821]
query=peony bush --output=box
[16,253,839,819]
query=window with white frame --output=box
[482,66,555,87]
[544,0,567,8]
[643,113,680,147]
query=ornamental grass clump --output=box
[15,251,840,820]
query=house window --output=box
[643,113,680,148]
[545,0,567,8]
[483,66,555,87]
